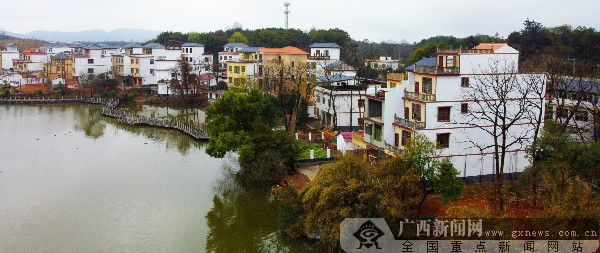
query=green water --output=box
[0,104,323,252]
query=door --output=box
[394,133,399,147]
[404,107,409,119]
[438,56,443,67]
[414,82,419,93]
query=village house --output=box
[361,43,546,178]
[2,43,20,70]
[226,47,263,88]
[365,56,401,71]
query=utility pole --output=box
[284,2,290,29]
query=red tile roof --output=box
[259,46,308,55]
[474,43,507,51]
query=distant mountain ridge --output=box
[1,29,161,42]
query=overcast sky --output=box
[2,0,599,43]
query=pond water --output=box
[0,104,323,252]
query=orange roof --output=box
[474,43,507,51]
[259,46,308,55]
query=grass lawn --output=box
[299,142,328,159]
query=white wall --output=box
[310,47,340,61]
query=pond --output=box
[0,104,323,252]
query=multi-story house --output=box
[308,43,341,73]
[314,83,367,131]
[12,50,47,73]
[40,43,74,57]
[73,46,111,77]
[218,43,247,70]
[362,43,546,178]
[2,43,20,70]
[226,47,263,88]
[181,43,209,74]
[257,46,309,93]
[46,53,74,80]
[365,56,400,71]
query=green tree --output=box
[298,155,420,247]
[227,32,249,44]
[405,133,464,214]
[405,41,450,66]
[205,89,296,186]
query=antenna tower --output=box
[284,2,290,29]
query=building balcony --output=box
[414,65,459,75]
[404,90,436,101]
[308,55,331,60]
[394,115,425,129]
[385,143,405,154]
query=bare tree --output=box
[459,57,545,212]
[170,55,199,104]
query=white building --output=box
[362,43,546,178]
[308,43,342,76]
[2,43,20,70]
[314,82,367,131]
[365,56,400,71]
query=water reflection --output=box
[73,104,106,138]
[120,104,206,128]
[71,104,206,154]
[206,168,324,253]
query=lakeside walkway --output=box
[0,97,210,140]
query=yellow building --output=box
[226,47,264,88]
[386,72,407,88]
[111,55,124,76]
[130,56,141,85]
[257,46,309,94]
[46,53,74,80]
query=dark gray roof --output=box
[181,43,205,47]
[51,53,71,59]
[238,47,264,53]
[85,45,102,50]
[101,45,119,49]
[124,43,142,48]
[405,57,436,71]
[556,78,600,93]
[224,43,247,48]
[41,43,56,48]
[319,74,356,83]
[310,43,341,48]
[142,43,164,49]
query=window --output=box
[228,66,232,72]
[575,111,589,122]
[358,118,365,130]
[315,50,320,56]
[402,130,411,146]
[234,66,240,74]
[190,48,192,53]
[131,68,134,74]
[436,133,450,148]
[228,77,232,83]
[412,104,421,120]
[325,50,329,56]
[150,69,154,74]
[87,68,94,74]
[461,77,469,87]
[241,66,245,72]
[422,77,432,93]
[461,103,468,114]
[150,59,154,64]
[291,61,295,68]
[446,56,455,67]
[88,59,94,64]
[56,66,60,71]
[394,133,399,147]
[204,57,210,62]
[557,108,569,118]
[545,104,554,120]
[374,124,382,141]
[438,107,451,122]
[228,56,232,59]
[358,99,365,108]
[131,59,134,64]
[136,59,139,64]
